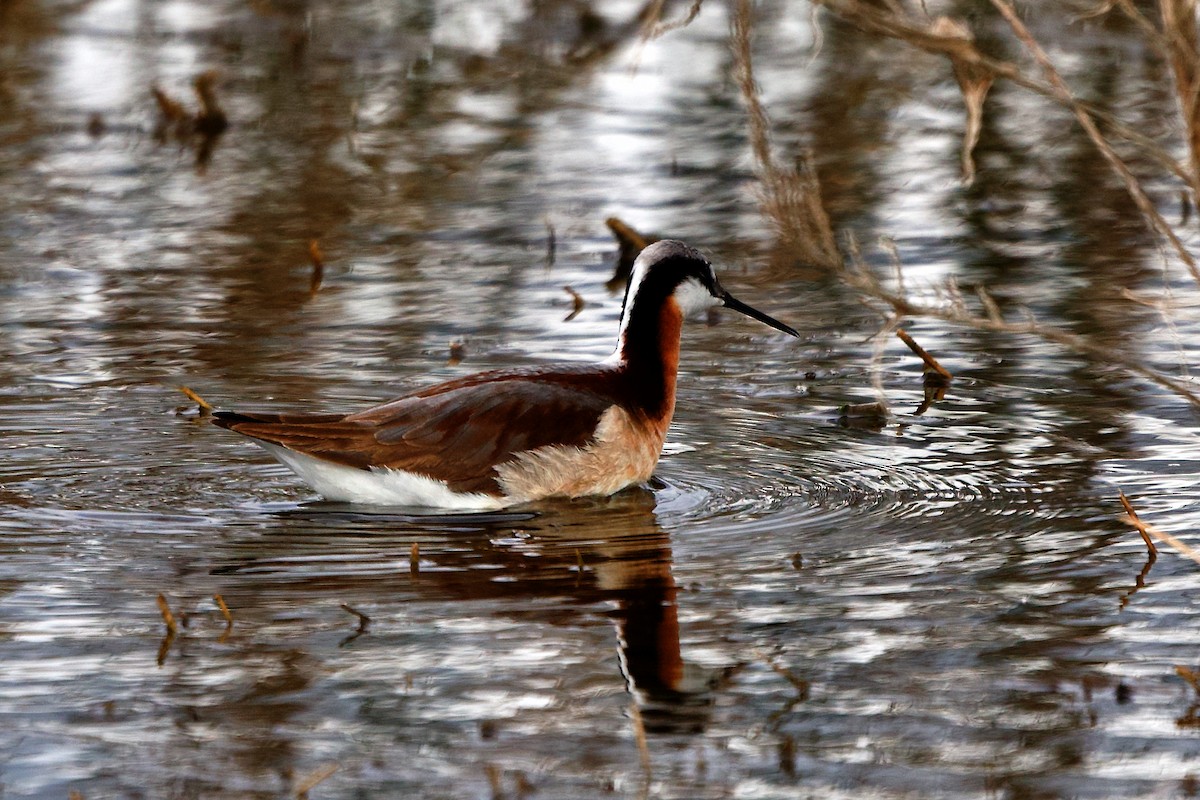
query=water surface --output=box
[3,1,1200,798]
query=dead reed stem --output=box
[1119,492,1159,560]
[988,0,1200,285]
[294,763,338,798]
[842,255,1200,407]
[1159,0,1200,196]
[156,593,177,635]
[307,239,324,295]
[629,701,652,781]
[810,1,1194,186]
[1119,492,1200,564]
[1178,665,1200,695]
[214,594,233,627]
[732,0,840,269]
[177,386,212,413]
[641,0,704,39]
[896,328,953,379]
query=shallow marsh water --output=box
[3,1,1200,798]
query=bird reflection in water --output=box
[208,486,730,740]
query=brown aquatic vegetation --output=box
[150,84,189,142]
[895,328,952,381]
[809,0,1200,284]
[293,763,338,798]
[191,70,227,138]
[155,593,177,666]
[155,593,177,634]
[629,700,652,784]
[213,594,233,643]
[842,238,1200,408]
[641,0,705,40]
[150,71,228,170]
[563,285,585,321]
[605,216,658,289]
[1178,665,1200,695]
[988,0,1200,284]
[1156,0,1200,196]
[1117,492,1200,564]
[177,385,212,415]
[1119,492,1159,561]
[307,239,324,295]
[732,0,840,270]
[837,400,889,430]
[929,16,992,185]
[339,604,370,647]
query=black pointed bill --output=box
[722,292,800,338]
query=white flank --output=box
[259,443,504,510]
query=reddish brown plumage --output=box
[212,240,799,505]
[213,361,674,496]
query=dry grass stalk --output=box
[156,593,178,635]
[1119,492,1200,564]
[178,385,213,414]
[641,0,705,39]
[929,17,993,184]
[896,328,953,380]
[214,594,234,628]
[1160,0,1200,196]
[732,0,840,269]
[294,763,338,798]
[563,285,585,321]
[151,84,189,141]
[340,603,370,630]
[214,594,233,644]
[410,542,420,575]
[606,217,651,252]
[629,701,652,779]
[484,764,504,796]
[192,70,228,138]
[757,649,812,696]
[307,239,324,295]
[988,0,1200,285]
[1177,665,1200,695]
[605,216,658,289]
[811,0,1194,185]
[842,253,1200,408]
[1119,491,1159,560]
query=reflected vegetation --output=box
[3,0,1200,798]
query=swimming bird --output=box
[213,240,799,509]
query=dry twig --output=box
[842,254,1200,408]
[1177,665,1200,695]
[896,328,953,380]
[733,0,840,269]
[1119,492,1200,565]
[178,386,213,414]
[308,239,324,295]
[563,285,585,321]
[294,763,338,798]
[1119,492,1159,560]
[156,593,178,635]
[988,0,1200,284]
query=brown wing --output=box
[212,373,614,494]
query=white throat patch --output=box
[673,276,723,316]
